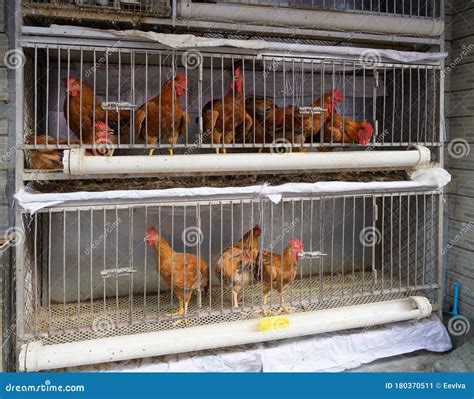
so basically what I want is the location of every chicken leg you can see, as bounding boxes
[167,298,190,327]
[168,148,174,156]
[149,148,155,156]
[232,290,239,309]
[216,147,227,154]
[167,298,184,318]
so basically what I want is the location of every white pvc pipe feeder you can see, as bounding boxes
[63,146,431,176]
[19,296,432,371]
[177,2,444,38]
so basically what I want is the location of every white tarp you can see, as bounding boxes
[73,315,451,372]
[15,167,450,214]
[54,26,447,64]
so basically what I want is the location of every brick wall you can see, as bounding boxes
[446,0,474,319]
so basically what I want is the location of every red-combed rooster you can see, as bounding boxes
[215,224,261,308]
[323,112,374,147]
[134,72,191,156]
[255,238,304,315]
[202,66,253,153]
[63,76,130,146]
[146,227,209,326]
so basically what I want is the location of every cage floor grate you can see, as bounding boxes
[28,271,435,345]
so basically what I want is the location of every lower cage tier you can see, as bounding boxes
[19,190,442,346]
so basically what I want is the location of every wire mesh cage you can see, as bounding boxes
[22,0,171,16]
[20,43,442,171]
[193,0,442,18]
[17,190,441,345]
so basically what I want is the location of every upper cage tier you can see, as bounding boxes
[19,39,443,177]
[21,0,444,46]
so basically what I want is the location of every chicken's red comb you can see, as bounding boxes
[253,224,262,235]
[361,121,373,138]
[146,226,157,235]
[329,89,343,102]
[95,121,108,129]
[235,66,242,77]
[288,238,304,249]
[175,72,187,83]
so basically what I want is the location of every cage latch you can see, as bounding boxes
[101,267,138,278]
[298,250,327,259]
[100,102,137,111]
[298,106,326,115]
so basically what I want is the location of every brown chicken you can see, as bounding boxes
[323,112,374,146]
[215,224,261,308]
[246,89,343,151]
[255,238,304,315]
[25,122,116,169]
[202,66,253,153]
[25,134,79,170]
[134,72,191,156]
[63,76,130,145]
[243,97,275,147]
[146,226,209,326]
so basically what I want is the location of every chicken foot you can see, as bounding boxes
[253,293,273,316]
[276,293,296,314]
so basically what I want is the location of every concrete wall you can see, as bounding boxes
[446,0,474,319]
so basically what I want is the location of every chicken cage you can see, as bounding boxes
[19,40,443,174]
[22,0,443,20]
[16,188,442,364]
[202,0,442,18]
[22,0,171,17]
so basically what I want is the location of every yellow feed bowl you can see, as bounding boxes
[258,316,291,332]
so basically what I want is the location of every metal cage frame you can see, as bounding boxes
[20,1,446,48]
[206,0,444,18]
[18,40,443,177]
[9,0,447,371]
[16,189,442,347]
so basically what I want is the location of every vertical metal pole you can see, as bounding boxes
[14,0,25,365]
[437,0,446,318]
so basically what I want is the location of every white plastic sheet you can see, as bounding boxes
[74,316,451,372]
[59,26,447,64]
[15,168,450,214]
[45,25,447,64]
